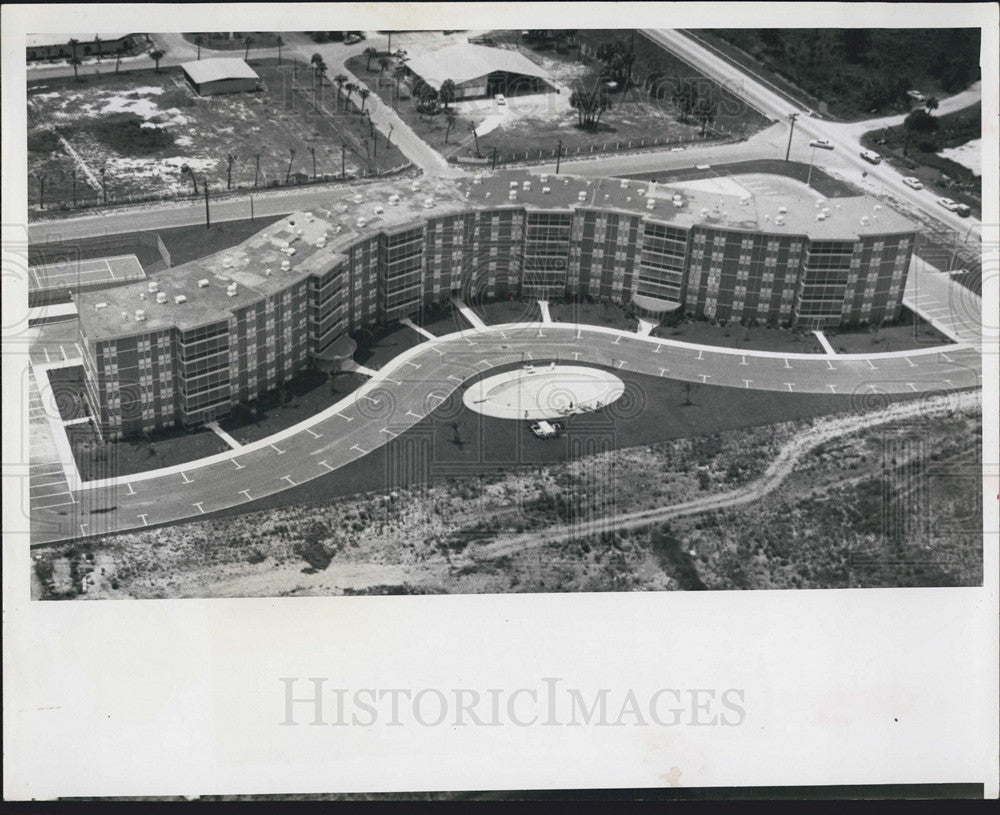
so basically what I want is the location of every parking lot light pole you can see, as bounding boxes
[785,112,798,161]
[806,145,816,188]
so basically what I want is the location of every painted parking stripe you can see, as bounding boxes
[380,427,397,437]
[740,355,747,366]
[193,502,205,514]
[700,374,710,382]
[138,514,149,526]
[745,380,753,389]
[232,458,245,469]
[126,482,135,495]
[181,472,192,483]
[318,460,334,471]
[785,383,794,391]
[660,368,670,376]
[240,489,252,501]
[351,444,368,455]
[335,413,354,421]
[907,383,918,391]
[828,384,837,393]
[306,428,322,438]
[905,357,917,367]
[270,444,286,454]
[866,360,878,370]
[282,475,295,486]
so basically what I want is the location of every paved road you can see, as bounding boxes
[30,320,979,545]
[466,388,981,561]
[641,29,986,241]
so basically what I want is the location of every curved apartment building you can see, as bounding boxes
[77,170,916,439]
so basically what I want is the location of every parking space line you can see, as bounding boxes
[907,383,918,391]
[940,353,953,363]
[181,472,192,483]
[35,499,76,510]
[700,374,710,383]
[282,475,295,486]
[270,444,286,454]
[740,355,747,366]
[193,502,205,514]
[306,428,322,438]
[138,513,148,526]
[232,458,245,469]
[125,482,135,495]
[784,383,794,391]
[827,384,836,393]
[240,489,252,501]
[380,427,397,437]
[653,345,662,353]
[905,357,917,367]
[826,360,836,370]
[783,358,791,369]
[406,410,421,418]
[660,368,670,376]
[744,379,753,389]
[617,360,627,368]
[351,444,368,455]
[335,413,354,422]
[696,349,703,360]
[613,336,622,345]
[866,360,877,370]
[318,460,334,471]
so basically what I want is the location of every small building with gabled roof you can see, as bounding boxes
[404,42,552,99]
[181,57,259,96]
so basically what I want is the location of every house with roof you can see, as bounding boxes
[404,42,552,99]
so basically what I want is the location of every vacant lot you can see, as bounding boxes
[27,59,406,213]
[861,103,981,214]
[698,29,981,121]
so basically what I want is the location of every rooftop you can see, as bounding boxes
[404,43,550,89]
[180,57,259,85]
[27,33,132,48]
[77,169,915,341]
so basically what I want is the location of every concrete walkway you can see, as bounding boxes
[453,298,487,330]
[538,300,552,324]
[342,359,378,377]
[400,317,437,341]
[205,421,242,449]
[637,318,658,337]
[813,331,837,355]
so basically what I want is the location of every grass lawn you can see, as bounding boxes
[44,366,90,421]
[654,321,824,353]
[476,299,543,326]
[354,324,425,370]
[549,300,637,332]
[27,59,405,213]
[218,370,369,445]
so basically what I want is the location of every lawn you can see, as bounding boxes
[182,33,284,52]
[27,58,406,214]
[44,366,90,421]
[697,29,980,122]
[549,300,637,332]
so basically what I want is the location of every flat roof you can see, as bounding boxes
[77,169,916,341]
[405,43,549,89]
[27,33,132,48]
[180,57,259,85]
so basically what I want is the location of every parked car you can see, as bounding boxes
[344,33,363,45]
[907,90,926,102]
[902,176,924,190]
[530,420,563,439]
[860,149,882,164]
[936,197,960,212]
[809,138,834,150]
[495,93,506,106]
[955,203,971,218]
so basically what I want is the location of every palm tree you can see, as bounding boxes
[114,46,123,73]
[377,56,391,85]
[469,121,481,158]
[93,35,102,63]
[439,78,457,109]
[358,87,371,114]
[276,34,283,65]
[69,55,82,81]
[392,64,407,105]
[924,96,940,113]
[67,38,79,61]
[181,164,198,195]
[444,109,458,143]
[363,45,378,71]
[243,35,254,61]
[344,81,357,110]
[150,49,165,73]
[193,34,205,59]
[334,73,347,110]
[285,148,295,183]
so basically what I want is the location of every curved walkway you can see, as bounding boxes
[30,320,980,545]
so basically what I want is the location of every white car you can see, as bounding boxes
[902,176,924,190]
[809,138,834,150]
[860,149,882,164]
[495,93,506,106]
[937,197,960,212]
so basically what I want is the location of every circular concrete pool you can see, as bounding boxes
[462,363,626,420]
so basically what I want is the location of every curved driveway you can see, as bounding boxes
[30,321,979,545]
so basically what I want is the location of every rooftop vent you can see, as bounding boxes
[673,200,683,208]
[510,181,518,188]
[227,283,238,297]
[577,191,587,201]
[222,256,233,268]
[816,213,827,221]
[198,279,210,288]
[542,187,550,194]
[778,206,787,214]
[646,199,655,209]
[374,205,384,214]
[874,204,882,211]
[135,309,146,321]
[281,260,291,271]
[174,294,187,304]
[485,191,491,198]
[540,174,549,182]
[147,281,159,293]
[95,302,108,310]
[638,188,645,196]
[620,180,629,189]
[156,292,168,304]
[139,292,146,300]
[509,190,518,200]
[775,216,785,226]
[522,181,531,190]
[424,197,435,208]
[389,193,401,203]
[700,208,709,217]
[353,194,363,204]
[472,176,482,185]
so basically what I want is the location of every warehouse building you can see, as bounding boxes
[181,57,259,96]
[404,42,551,99]
[78,171,916,439]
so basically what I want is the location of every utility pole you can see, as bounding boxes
[250,193,254,222]
[204,179,210,229]
[254,153,260,188]
[38,174,45,209]
[342,142,347,178]
[310,146,316,181]
[555,139,562,174]
[785,112,798,161]
[71,169,77,207]
[491,147,498,171]
[806,145,816,188]
[100,167,107,204]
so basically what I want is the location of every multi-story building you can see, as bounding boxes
[78,171,916,439]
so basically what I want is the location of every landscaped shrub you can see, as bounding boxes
[90,113,175,155]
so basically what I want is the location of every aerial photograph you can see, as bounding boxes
[23,27,983,600]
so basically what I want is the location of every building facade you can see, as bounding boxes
[78,172,916,440]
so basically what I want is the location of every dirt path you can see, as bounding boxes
[462,390,980,562]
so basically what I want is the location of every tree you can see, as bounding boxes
[392,65,407,105]
[439,78,457,109]
[569,82,612,130]
[114,46,123,73]
[285,148,296,183]
[415,86,439,120]
[676,78,698,121]
[93,35,102,63]
[840,29,871,64]
[902,107,938,155]
[377,55,391,84]
[364,45,378,71]
[469,122,481,157]
[693,94,717,137]
[683,382,695,407]
[69,55,82,81]
[226,153,236,189]
[243,35,254,61]
[150,49,165,73]
[444,109,458,143]
[344,81,358,110]
[181,164,198,195]
[310,52,323,89]
[194,34,204,59]
[334,73,348,110]
[358,87,371,114]
[276,34,283,65]
[595,38,635,89]
[67,38,79,62]
[315,60,328,99]
[924,95,940,113]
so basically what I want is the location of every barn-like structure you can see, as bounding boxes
[181,57,259,96]
[404,43,551,99]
